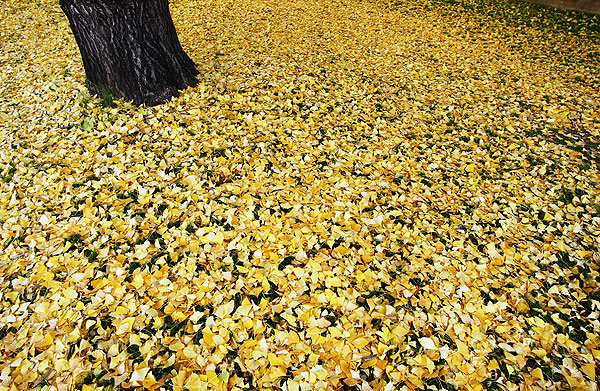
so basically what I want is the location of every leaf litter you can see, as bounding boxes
[0,0,599,390]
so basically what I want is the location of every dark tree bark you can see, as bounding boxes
[60,0,198,106]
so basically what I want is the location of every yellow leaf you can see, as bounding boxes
[116,317,135,335]
[38,333,54,349]
[64,288,78,299]
[212,334,226,345]
[353,337,369,349]
[268,353,285,366]
[169,340,184,351]
[581,363,595,380]
[206,371,220,387]
[456,340,469,357]
[123,335,138,350]
[360,358,376,368]
[132,274,144,289]
[142,372,159,389]
[344,377,361,387]
[425,356,435,373]
[130,367,150,384]
[392,324,410,339]
[286,379,300,391]
[418,337,436,350]
[329,326,342,338]
[566,375,584,388]
[107,343,119,357]
[35,302,50,313]
[268,365,287,379]
[198,280,211,292]
[532,349,546,358]
[531,367,544,380]
[325,276,342,287]
[184,373,201,390]
[262,277,270,291]
[236,300,253,317]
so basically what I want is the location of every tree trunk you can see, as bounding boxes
[60,0,198,106]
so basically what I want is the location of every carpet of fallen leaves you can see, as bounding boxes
[1,0,599,390]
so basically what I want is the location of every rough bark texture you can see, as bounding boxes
[60,0,199,106]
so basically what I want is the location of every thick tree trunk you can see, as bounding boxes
[60,0,198,106]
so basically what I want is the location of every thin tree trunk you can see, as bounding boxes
[60,0,198,106]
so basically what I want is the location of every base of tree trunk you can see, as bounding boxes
[60,0,199,106]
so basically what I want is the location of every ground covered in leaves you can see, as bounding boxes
[1,0,599,390]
